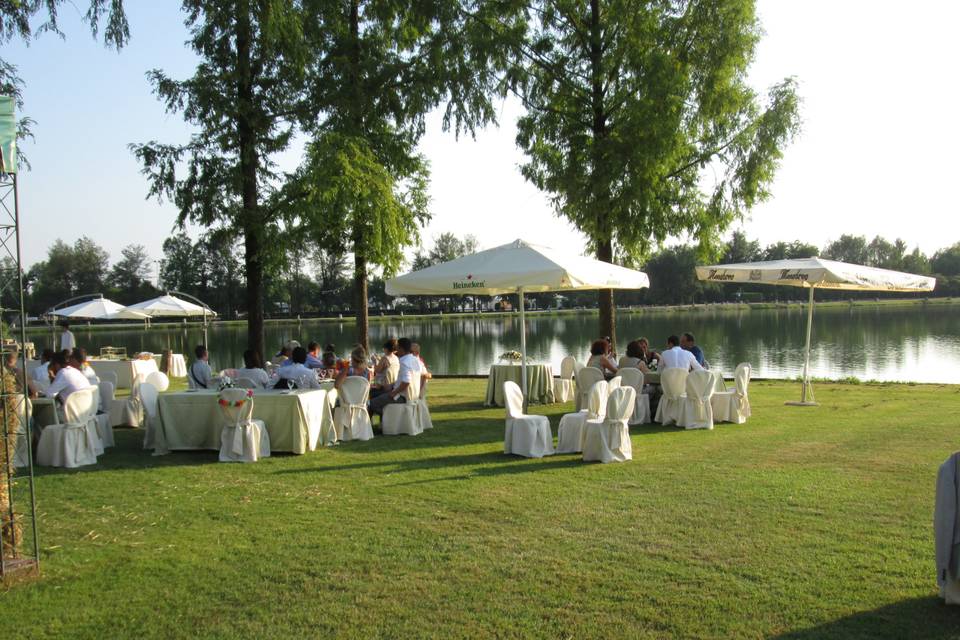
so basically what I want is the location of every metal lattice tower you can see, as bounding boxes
[0,171,40,579]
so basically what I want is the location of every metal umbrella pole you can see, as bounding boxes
[785,285,818,406]
[518,288,528,412]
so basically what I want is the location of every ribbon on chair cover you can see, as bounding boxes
[71,422,99,457]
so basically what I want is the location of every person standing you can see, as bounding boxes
[59,323,76,352]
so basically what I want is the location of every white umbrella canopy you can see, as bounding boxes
[695,257,936,405]
[49,296,149,320]
[387,239,650,406]
[127,294,218,318]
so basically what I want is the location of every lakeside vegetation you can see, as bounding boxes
[4,378,958,638]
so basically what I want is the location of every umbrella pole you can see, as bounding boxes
[519,288,528,412]
[786,286,818,406]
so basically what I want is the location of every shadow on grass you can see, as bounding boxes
[772,596,960,640]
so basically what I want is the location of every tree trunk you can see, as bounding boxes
[348,0,369,350]
[354,249,369,350]
[236,1,265,360]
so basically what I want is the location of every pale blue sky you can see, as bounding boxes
[7,0,960,277]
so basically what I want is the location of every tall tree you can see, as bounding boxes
[931,242,960,276]
[28,236,109,311]
[823,234,869,265]
[290,0,515,348]
[512,0,800,345]
[132,0,310,360]
[109,243,156,303]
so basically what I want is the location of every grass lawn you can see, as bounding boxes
[2,379,959,638]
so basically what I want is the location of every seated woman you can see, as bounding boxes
[276,347,314,388]
[371,338,399,394]
[237,349,271,389]
[637,336,660,367]
[586,339,618,379]
[271,345,292,367]
[335,346,373,390]
[620,340,654,373]
[318,351,339,380]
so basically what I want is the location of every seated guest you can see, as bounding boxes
[271,345,291,367]
[305,342,324,369]
[369,337,419,416]
[586,339,618,379]
[70,348,98,383]
[637,337,660,366]
[32,348,55,384]
[335,346,373,389]
[660,335,703,372]
[411,342,433,386]
[276,346,315,388]
[43,351,91,403]
[3,349,19,378]
[318,351,338,379]
[372,338,399,391]
[189,345,214,389]
[680,332,707,368]
[237,349,271,389]
[620,340,653,373]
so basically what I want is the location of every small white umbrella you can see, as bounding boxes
[695,257,936,405]
[50,296,150,320]
[387,239,650,405]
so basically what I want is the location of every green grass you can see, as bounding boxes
[3,379,959,638]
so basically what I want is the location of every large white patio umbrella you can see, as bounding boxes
[695,257,936,405]
[49,296,150,321]
[128,293,218,345]
[387,239,650,404]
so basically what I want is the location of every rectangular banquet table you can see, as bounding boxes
[88,358,159,389]
[154,387,337,455]
[484,363,555,407]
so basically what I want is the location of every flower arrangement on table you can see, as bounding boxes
[218,375,235,392]
[498,350,531,363]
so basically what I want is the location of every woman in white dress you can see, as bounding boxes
[237,349,271,389]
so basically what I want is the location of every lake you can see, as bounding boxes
[27,304,960,383]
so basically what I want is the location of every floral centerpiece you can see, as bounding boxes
[218,375,235,392]
[498,350,529,363]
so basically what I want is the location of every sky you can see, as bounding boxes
[6,0,959,279]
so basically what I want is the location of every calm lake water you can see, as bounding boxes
[27,304,960,383]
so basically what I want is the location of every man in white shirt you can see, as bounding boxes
[32,348,55,384]
[44,352,92,403]
[660,335,704,372]
[60,324,76,351]
[69,349,98,383]
[277,347,317,388]
[369,337,420,416]
[189,344,214,389]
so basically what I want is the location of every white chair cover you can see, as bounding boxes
[333,376,374,441]
[608,376,622,391]
[145,371,170,392]
[574,367,604,411]
[140,382,160,450]
[618,368,651,425]
[711,363,752,424]
[503,381,554,458]
[91,384,115,449]
[13,395,31,468]
[36,387,100,468]
[418,382,433,431]
[677,370,717,430]
[385,359,400,385]
[553,356,577,403]
[654,368,688,426]
[556,380,607,454]
[235,377,258,389]
[583,386,635,463]
[218,388,271,462]
[98,371,118,389]
[382,374,424,436]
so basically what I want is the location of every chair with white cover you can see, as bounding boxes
[382,374,424,436]
[608,376,622,391]
[92,384,115,448]
[418,382,433,431]
[618,368,651,425]
[12,395,31,468]
[553,356,577,403]
[99,370,118,389]
[333,376,374,441]
[140,382,160,450]
[677,370,717,430]
[711,363,752,424]
[582,386,636,463]
[235,377,258,389]
[574,367,604,411]
[503,381,554,458]
[654,368,688,426]
[218,388,271,462]
[556,379,608,454]
[145,371,170,392]
[36,387,100,468]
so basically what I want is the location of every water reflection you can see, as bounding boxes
[25,305,960,383]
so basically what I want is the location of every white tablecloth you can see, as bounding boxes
[154,388,337,455]
[154,353,187,378]
[88,359,159,389]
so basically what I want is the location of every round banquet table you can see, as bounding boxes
[484,363,555,407]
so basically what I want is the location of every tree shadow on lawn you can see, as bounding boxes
[772,596,960,639]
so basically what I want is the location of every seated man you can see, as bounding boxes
[189,344,214,389]
[680,332,707,368]
[44,351,92,403]
[660,335,704,372]
[305,342,324,369]
[368,337,419,416]
[70,348,98,383]
[32,348,55,384]
[410,342,433,387]
[276,346,315,388]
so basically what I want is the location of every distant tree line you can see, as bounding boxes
[11,230,958,319]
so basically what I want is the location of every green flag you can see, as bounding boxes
[0,96,16,174]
